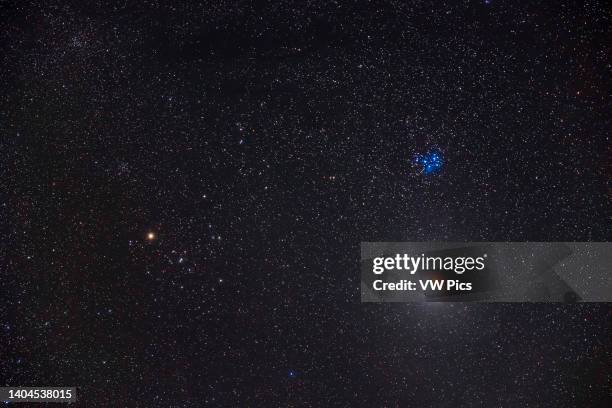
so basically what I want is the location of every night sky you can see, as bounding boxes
[2,1,611,406]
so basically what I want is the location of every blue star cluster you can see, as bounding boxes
[414,150,444,175]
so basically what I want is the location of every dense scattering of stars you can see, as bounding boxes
[1,1,611,406]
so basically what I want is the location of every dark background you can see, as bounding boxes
[1,0,611,406]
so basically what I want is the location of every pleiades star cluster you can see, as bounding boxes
[1,1,611,406]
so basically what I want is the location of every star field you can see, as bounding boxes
[1,1,611,406]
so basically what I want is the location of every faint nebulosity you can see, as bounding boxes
[1,1,611,406]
